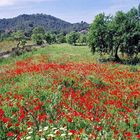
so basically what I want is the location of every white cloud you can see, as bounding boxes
[0,0,16,6]
[0,0,54,7]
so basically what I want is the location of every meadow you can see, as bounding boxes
[0,44,140,140]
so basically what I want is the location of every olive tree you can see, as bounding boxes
[31,27,45,45]
[66,32,80,45]
[12,31,25,47]
[88,5,140,62]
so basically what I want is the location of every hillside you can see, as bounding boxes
[0,14,89,33]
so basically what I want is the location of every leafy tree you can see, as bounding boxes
[124,8,140,58]
[32,26,45,35]
[12,31,25,47]
[20,39,27,46]
[112,11,127,61]
[66,31,80,45]
[78,34,87,45]
[50,33,56,44]
[44,33,52,44]
[31,27,45,45]
[113,8,140,60]
[88,13,110,56]
[56,33,66,43]
[32,34,44,45]
[138,3,140,18]
[44,33,56,44]
[0,31,3,41]
[88,5,140,62]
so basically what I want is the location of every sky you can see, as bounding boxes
[0,0,139,23]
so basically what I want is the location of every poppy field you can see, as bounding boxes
[0,45,140,140]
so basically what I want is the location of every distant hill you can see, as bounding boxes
[0,14,89,33]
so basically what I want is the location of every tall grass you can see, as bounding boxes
[0,40,18,52]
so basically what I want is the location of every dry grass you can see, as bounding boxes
[0,40,33,53]
[0,40,18,52]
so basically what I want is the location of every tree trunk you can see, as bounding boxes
[114,46,121,62]
[16,41,20,48]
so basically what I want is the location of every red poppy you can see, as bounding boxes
[69,130,76,134]
[124,132,132,137]
[2,117,10,123]
[136,134,140,139]
[38,114,47,122]
[0,109,4,117]
[7,132,14,137]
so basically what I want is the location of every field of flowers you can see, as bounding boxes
[0,45,140,140]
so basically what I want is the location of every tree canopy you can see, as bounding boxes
[31,27,45,45]
[12,31,26,47]
[88,5,140,62]
[66,32,80,45]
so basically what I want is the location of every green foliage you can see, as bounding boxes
[88,5,140,61]
[66,31,80,45]
[32,34,44,45]
[31,27,45,45]
[88,13,111,55]
[76,33,87,46]
[11,31,26,47]
[56,33,66,43]
[0,31,7,41]
[44,33,56,44]
[12,31,24,41]
[20,39,27,46]
[44,33,52,44]
[32,26,45,35]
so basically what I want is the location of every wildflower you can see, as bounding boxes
[38,114,47,122]
[39,129,43,132]
[26,136,31,140]
[54,129,59,134]
[18,113,25,122]
[124,132,132,137]
[68,132,73,136]
[43,126,49,131]
[60,127,67,131]
[52,127,57,130]
[69,130,76,134]
[7,132,14,137]
[27,127,32,130]
[34,106,40,111]
[2,117,10,123]
[61,133,66,137]
[95,117,101,123]
[67,117,73,122]
[0,109,4,117]
[28,131,32,134]
[136,134,140,139]
[48,134,55,137]
[49,120,53,124]
[96,126,102,131]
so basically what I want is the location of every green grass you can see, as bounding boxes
[0,44,98,65]
[0,43,140,71]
